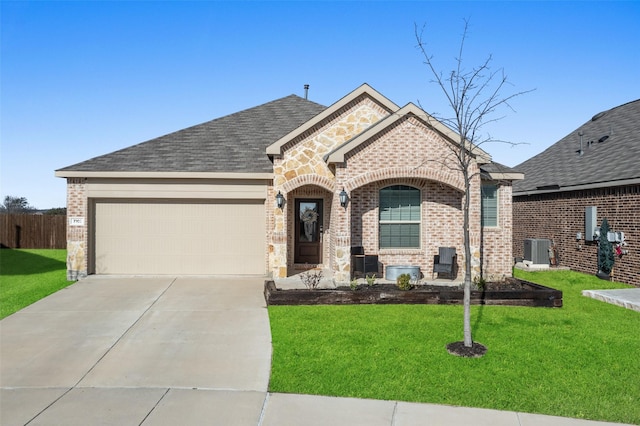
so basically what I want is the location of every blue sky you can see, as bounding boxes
[2,1,639,209]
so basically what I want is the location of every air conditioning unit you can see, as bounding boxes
[523,239,550,265]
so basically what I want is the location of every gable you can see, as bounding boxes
[266,83,398,156]
[272,87,398,187]
[326,102,491,165]
[339,114,469,192]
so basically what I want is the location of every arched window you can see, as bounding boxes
[379,185,421,249]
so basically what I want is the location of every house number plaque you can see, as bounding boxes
[69,217,85,226]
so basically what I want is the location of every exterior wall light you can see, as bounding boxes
[275,191,285,209]
[339,188,348,208]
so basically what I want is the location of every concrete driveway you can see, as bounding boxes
[1,276,272,425]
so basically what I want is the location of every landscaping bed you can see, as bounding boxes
[264,277,562,307]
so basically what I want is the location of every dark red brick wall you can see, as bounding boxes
[513,184,640,287]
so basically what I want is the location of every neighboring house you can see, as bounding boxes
[513,99,640,287]
[56,84,521,282]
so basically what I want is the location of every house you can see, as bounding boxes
[512,99,640,287]
[56,84,521,283]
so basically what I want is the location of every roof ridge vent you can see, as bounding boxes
[591,111,607,121]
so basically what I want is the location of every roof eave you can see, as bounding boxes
[513,177,640,197]
[485,172,525,181]
[55,170,274,180]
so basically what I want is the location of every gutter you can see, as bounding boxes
[54,171,274,180]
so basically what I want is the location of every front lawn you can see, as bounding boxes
[0,249,73,319]
[268,270,639,424]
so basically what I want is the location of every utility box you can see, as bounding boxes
[585,206,597,241]
[524,239,550,265]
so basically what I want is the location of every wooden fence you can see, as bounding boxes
[0,214,66,249]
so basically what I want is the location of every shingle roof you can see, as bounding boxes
[513,99,640,194]
[57,95,327,174]
[479,161,522,176]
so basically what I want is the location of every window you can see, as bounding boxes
[379,185,421,248]
[481,183,498,227]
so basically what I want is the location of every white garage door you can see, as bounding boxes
[94,200,265,275]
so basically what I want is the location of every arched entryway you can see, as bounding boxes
[286,185,334,276]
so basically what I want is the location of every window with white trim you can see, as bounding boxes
[379,185,421,249]
[481,183,498,227]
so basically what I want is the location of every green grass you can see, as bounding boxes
[0,249,74,319]
[268,270,640,424]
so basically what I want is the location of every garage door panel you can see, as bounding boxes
[94,200,265,275]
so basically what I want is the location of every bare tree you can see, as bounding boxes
[415,20,532,356]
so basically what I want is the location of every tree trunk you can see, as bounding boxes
[462,168,473,347]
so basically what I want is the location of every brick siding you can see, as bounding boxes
[65,178,88,280]
[482,184,515,281]
[349,178,465,278]
[338,116,514,281]
[271,105,516,282]
[513,184,640,287]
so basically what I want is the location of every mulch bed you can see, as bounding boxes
[446,341,488,358]
[264,278,563,307]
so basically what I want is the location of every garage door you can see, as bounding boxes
[93,200,265,275]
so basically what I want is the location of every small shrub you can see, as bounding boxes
[300,270,323,289]
[396,273,412,291]
[473,275,487,290]
[350,278,359,290]
[365,274,376,286]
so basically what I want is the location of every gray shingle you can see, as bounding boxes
[57,95,327,173]
[480,161,521,176]
[514,99,640,193]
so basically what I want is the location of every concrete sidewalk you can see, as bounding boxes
[4,388,632,426]
[582,288,640,312]
[1,276,634,425]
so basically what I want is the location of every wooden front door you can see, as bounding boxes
[294,199,323,264]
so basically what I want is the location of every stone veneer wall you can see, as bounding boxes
[513,184,640,287]
[271,96,391,280]
[65,178,88,280]
[285,186,332,270]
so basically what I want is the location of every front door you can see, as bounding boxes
[295,199,323,264]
